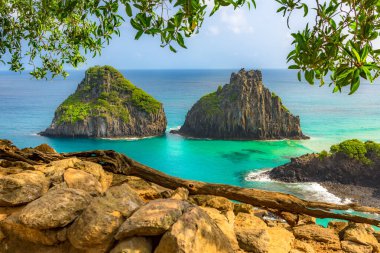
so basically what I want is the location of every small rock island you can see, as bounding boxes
[267,139,380,207]
[40,66,167,138]
[171,69,308,140]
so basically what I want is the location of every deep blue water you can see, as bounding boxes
[1,69,380,204]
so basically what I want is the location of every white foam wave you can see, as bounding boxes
[168,126,181,131]
[245,169,272,182]
[245,170,352,205]
[101,135,157,141]
[287,182,352,205]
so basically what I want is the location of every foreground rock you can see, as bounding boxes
[115,199,190,239]
[67,184,143,252]
[155,207,235,253]
[171,69,308,140]
[1,139,380,253]
[267,139,380,207]
[40,65,167,138]
[19,188,91,229]
[0,171,49,206]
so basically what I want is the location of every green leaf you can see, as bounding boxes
[288,64,300,69]
[176,33,187,48]
[333,85,341,93]
[349,69,361,95]
[302,4,308,17]
[169,45,177,53]
[305,70,315,84]
[361,44,369,61]
[125,3,132,17]
[135,30,143,40]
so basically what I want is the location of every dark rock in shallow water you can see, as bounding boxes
[268,152,380,188]
[171,69,308,140]
[40,65,167,138]
[267,140,380,207]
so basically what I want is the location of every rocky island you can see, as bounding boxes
[267,139,380,207]
[171,69,308,140]
[40,66,167,138]
[1,139,380,253]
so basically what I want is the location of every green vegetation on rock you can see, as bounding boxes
[198,91,222,116]
[271,92,289,113]
[56,66,161,125]
[318,139,380,164]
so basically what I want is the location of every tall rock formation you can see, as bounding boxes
[40,66,167,138]
[171,69,308,140]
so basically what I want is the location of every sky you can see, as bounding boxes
[82,0,314,70]
[1,0,315,71]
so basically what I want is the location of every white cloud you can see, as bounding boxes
[208,25,220,36]
[220,9,254,34]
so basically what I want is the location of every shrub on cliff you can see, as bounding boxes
[328,139,380,165]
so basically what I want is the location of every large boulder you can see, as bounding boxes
[34,158,82,185]
[290,240,315,253]
[201,207,240,251]
[292,224,341,251]
[171,69,308,140]
[235,227,294,253]
[115,199,190,239]
[340,223,380,252]
[341,240,373,253]
[63,168,103,196]
[122,176,170,201]
[40,65,167,138]
[34,143,57,154]
[155,206,234,253]
[189,195,234,212]
[110,237,153,253]
[19,188,91,229]
[67,184,143,252]
[0,171,50,206]
[35,158,112,192]
[234,212,268,231]
[72,160,113,192]
[1,213,67,246]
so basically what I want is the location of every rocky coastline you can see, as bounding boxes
[40,66,167,138]
[171,69,308,140]
[1,139,380,253]
[267,139,380,208]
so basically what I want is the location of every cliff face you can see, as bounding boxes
[172,69,308,140]
[40,66,167,138]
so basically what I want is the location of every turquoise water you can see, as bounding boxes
[1,69,380,203]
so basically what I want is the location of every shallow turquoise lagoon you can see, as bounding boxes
[1,69,380,204]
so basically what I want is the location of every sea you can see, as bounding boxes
[1,69,380,225]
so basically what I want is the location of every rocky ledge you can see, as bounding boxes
[171,69,308,140]
[40,66,167,138]
[1,139,380,253]
[267,139,380,207]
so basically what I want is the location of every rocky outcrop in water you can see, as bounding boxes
[171,69,308,140]
[269,139,380,187]
[2,139,380,253]
[267,139,380,207]
[40,66,167,138]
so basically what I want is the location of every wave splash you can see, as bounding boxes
[245,170,352,205]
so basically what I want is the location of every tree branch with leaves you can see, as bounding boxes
[1,0,379,94]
